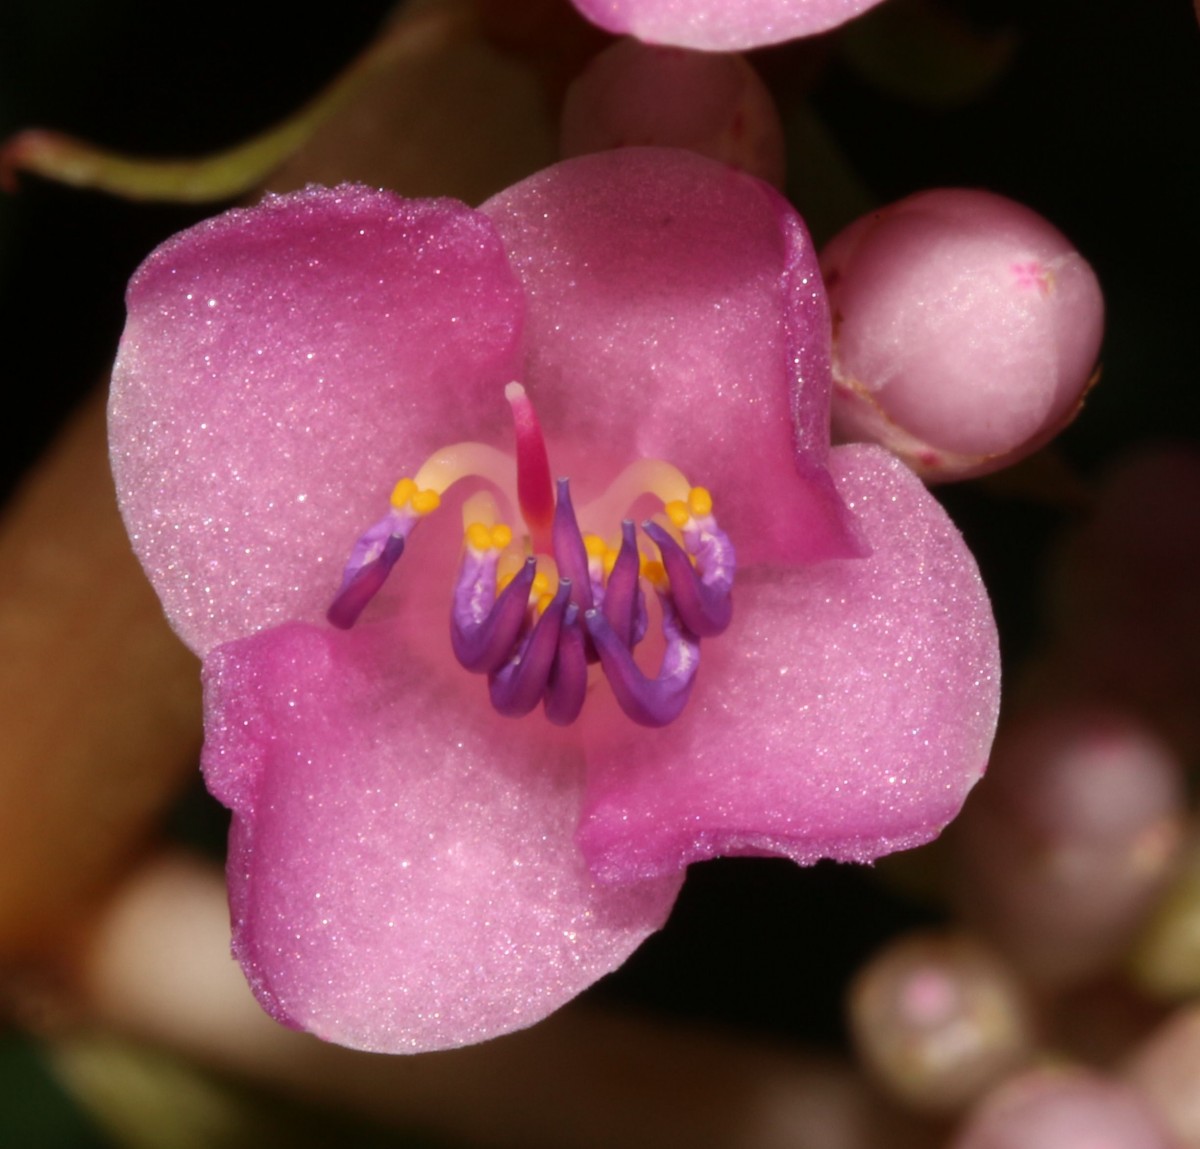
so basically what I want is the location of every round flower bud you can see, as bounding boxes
[952,707,1186,990]
[821,189,1104,481]
[952,1068,1175,1149]
[560,38,785,188]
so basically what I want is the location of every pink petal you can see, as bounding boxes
[577,443,999,881]
[201,617,682,1054]
[109,184,524,655]
[570,0,888,51]
[481,147,862,566]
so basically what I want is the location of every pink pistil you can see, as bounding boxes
[505,382,555,553]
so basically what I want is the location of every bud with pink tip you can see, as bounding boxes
[560,39,785,188]
[821,189,1104,481]
[848,930,1035,1115]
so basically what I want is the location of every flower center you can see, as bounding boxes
[326,383,735,727]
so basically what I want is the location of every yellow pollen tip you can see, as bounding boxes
[465,522,494,551]
[688,486,713,517]
[491,523,513,550]
[583,534,610,560]
[665,500,690,528]
[531,571,551,598]
[410,488,441,516]
[390,477,440,515]
[641,558,668,589]
[390,477,418,509]
[536,592,555,614]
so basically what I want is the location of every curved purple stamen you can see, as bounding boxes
[642,520,733,637]
[488,579,572,718]
[544,605,588,726]
[452,556,537,674]
[327,533,406,629]
[552,478,594,612]
[584,596,701,728]
[599,520,642,650]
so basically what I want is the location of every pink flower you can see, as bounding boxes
[109,148,998,1053]
[569,0,888,51]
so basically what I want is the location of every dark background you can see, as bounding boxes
[1,0,1196,1144]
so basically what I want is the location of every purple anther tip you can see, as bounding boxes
[584,605,700,728]
[642,521,732,638]
[544,604,588,726]
[489,579,572,718]
[326,534,406,630]
[552,478,594,612]
[451,556,537,674]
[602,520,643,650]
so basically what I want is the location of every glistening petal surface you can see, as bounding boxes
[201,618,682,1054]
[571,0,887,51]
[481,148,862,566]
[109,184,524,655]
[578,444,999,880]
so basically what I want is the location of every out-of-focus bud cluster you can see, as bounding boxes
[821,189,1104,481]
[846,442,1200,1146]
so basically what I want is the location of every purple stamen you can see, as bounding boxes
[601,520,644,650]
[543,604,588,726]
[642,520,733,637]
[584,595,701,728]
[451,556,537,674]
[488,579,572,718]
[327,532,406,629]
[552,478,594,612]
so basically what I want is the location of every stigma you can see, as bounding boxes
[327,383,735,727]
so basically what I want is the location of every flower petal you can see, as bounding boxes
[480,148,862,566]
[201,618,682,1054]
[570,0,887,51]
[109,184,525,655]
[577,443,999,881]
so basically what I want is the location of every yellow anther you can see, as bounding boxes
[584,534,610,560]
[665,499,691,528]
[491,523,513,550]
[390,477,440,515]
[410,488,441,516]
[536,592,556,614]
[466,522,494,552]
[531,571,551,599]
[688,486,713,518]
[390,477,418,510]
[640,558,668,590]
[602,550,618,578]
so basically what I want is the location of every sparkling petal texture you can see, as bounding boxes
[481,147,863,566]
[577,445,999,881]
[109,185,524,655]
[570,0,887,50]
[202,618,682,1053]
[109,152,1000,1055]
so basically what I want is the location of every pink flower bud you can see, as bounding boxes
[821,189,1104,481]
[848,931,1034,1114]
[952,1068,1175,1149]
[952,707,1185,990]
[560,39,785,188]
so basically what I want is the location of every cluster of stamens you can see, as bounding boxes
[326,384,735,727]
